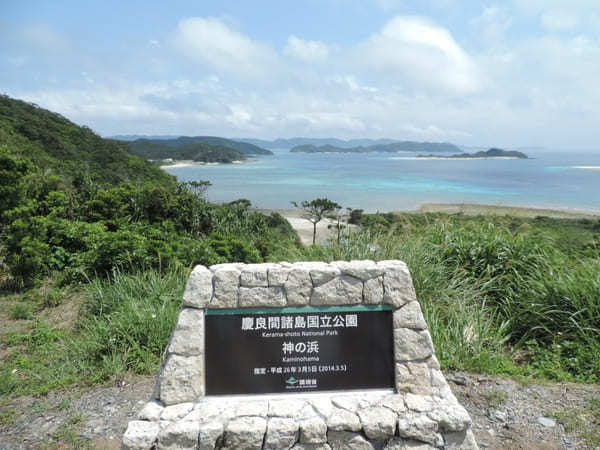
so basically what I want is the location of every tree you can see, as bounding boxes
[291,198,341,245]
[327,207,351,245]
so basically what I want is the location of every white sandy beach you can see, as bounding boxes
[160,160,246,169]
[572,166,600,170]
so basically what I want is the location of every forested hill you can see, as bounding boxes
[128,139,247,163]
[118,136,273,156]
[0,94,296,290]
[0,95,173,187]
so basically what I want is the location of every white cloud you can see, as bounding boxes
[354,16,483,95]
[171,17,279,80]
[284,35,329,63]
[471,6,513,48]
[7,8,600,150]
[541,10,579,31]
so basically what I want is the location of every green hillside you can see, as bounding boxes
[290,141,460,153]
[0,95,174,187]
[0,95,297,290]
[116,135,273,155]
[128,139,247,163]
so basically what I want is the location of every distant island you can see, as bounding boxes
[290,141,461,154]
[126,136,272,164]
[240,137,400,150]
[417,148,528,159]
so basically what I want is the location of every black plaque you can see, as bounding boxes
[205,305,394,395]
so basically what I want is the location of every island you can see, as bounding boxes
[127,136,274,164]
[290,141,461,154]
[417,148,528,159]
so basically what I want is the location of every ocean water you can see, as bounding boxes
[164,150,600,213]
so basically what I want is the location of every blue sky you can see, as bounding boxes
[2,0,600,150]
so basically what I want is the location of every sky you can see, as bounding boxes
[2,0,600,150]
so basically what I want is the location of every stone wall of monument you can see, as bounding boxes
[122,260,478,449]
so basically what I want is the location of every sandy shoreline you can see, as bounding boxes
[572,165,600,170]
[261,204,599,245]
[160,159,247,169]
[264,203,600,219]
[417,203,600,218]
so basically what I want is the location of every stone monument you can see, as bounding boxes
[122,260,478,449]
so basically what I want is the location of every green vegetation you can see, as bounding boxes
[417,148,528,159]
[0,96,299,396]
[124,135,272,157]
[302,212,600,383]
[292,198,341,245]
[550,398,600,447]
[128,139,247,163]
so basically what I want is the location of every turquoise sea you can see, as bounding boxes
[164,150,600,213]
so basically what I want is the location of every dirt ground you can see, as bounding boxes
[1,372,598,449]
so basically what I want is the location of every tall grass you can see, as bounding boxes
[302,218,600,382]
[0,268,186,396]
[75,268,185,380]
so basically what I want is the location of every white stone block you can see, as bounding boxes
[309,265,341,286]
[236,400,268,417]
[393,302,427,330]
[265,417,299,449]
[299,416,327,443]
[241,265,269,287]
[285,268,312,305]
[327,407,361,431]
[269,266,291,286]
[158,420,200,449]
[168,329,204,356]
[137,401,164,421]
[182,265,213,309]
[380,395,407,414]
[443,429,479,450]
[269,399,307,418]
[158,354,204,405]
[363,276,383,304]
[384,438,437,449]
[333,260,383,281]
[160,402,195,421]
[122,420,159,449]
[404,394,434,413]
[310,275,362,305]
[309,398,333,418]
[239,286,286,307]
[358,406,397,440]
[327,430,375,450]
[223,416,267,450]
[395,362,433,396]
[379,261,416,308]
[210,267,240,308]
[397,413,442,447]
[292,443,332,450]
[394,329,434,361]
[198,421,224,450]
